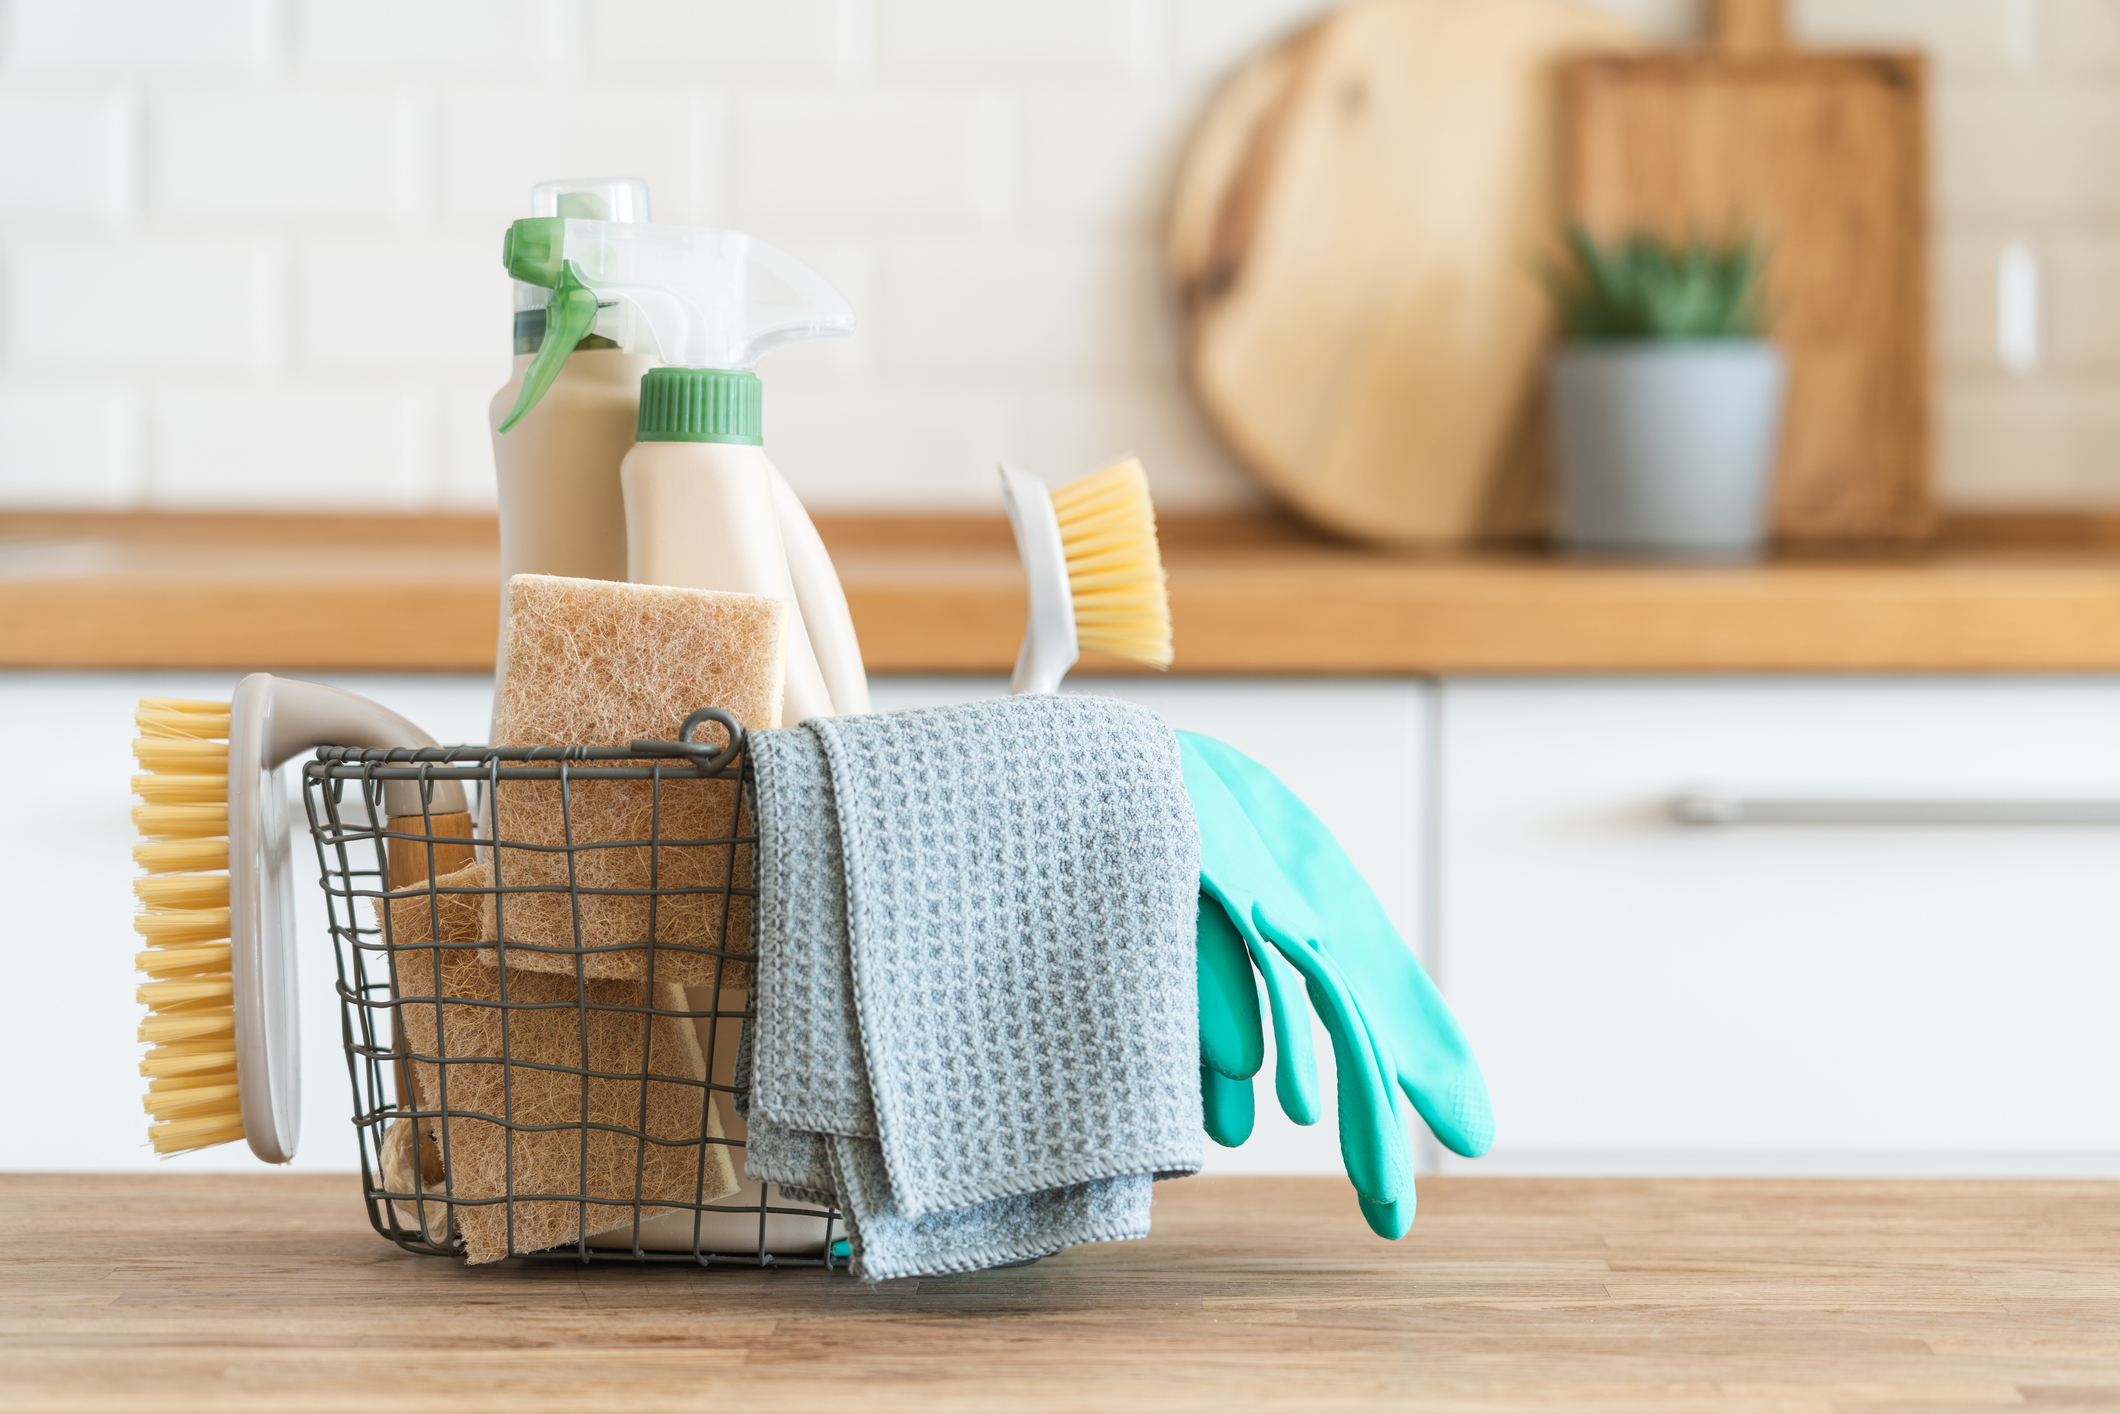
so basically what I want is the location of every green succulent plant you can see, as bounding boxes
[1549,225,1770,340]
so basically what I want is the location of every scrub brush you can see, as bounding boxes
[1000,455,1172,694]
[132,676,474,1161]
[135,697,244,1155]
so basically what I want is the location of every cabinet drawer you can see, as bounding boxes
[1438,677,2120,1174]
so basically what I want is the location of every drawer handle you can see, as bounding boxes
[1671,791,2120,826]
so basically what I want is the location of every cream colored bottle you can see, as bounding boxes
[486,349,653,730]
[489,349,650,585]
[623,439,836,726]
[620,364,861,726]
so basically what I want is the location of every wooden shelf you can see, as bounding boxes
[8,509,2120,673]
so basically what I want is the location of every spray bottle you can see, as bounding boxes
[487,178,655,728]
[496,217,869,724]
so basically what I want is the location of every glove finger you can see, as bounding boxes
[1260,909,1410,1206]
[1255,935,1320,1126]
[1197,893,1264,1081]
[1358,1192,1413,1240]
[1200,1062,1255,1148]
[1304,972,1413,1208]
[1365,930,1492,1157]
[1205,881,1319,1126]
[1404,1058,1496,1161]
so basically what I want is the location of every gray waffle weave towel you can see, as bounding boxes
[743,694,1202,1279]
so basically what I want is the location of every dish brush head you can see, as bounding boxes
[1048,456,1173,670]
[132,696,244,1155]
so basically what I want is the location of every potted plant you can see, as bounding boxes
[1546,227,1785,560]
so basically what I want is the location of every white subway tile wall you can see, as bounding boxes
[0,0,2105,512]
[1795,0,2120,504]
[4,0,279,76]
[0,88,134,219]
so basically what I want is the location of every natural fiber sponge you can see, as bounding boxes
[485,573,787,990]
[383,861,739,1265]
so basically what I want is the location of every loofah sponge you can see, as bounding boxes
[383,860,738,1265]
[484,573,787,990]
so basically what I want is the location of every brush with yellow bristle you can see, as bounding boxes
[1000,455,1171,694]
[132,697,245,1156]
[129,676,479,1164]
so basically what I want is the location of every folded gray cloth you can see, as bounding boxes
[742,694,1202,1279]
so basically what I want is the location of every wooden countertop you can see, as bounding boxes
[4,1173,2114,1411]
[9,510,2120,674]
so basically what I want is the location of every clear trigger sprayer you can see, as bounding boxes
[496,220,855,433]
[495,217,870,726]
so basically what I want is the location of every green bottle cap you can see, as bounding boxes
[636,367,763,444]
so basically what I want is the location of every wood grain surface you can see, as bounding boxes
[3,1173,2116,1412]
[13,511,2120,675]
[1561,0,1931,544]
[1169,0,1638,547]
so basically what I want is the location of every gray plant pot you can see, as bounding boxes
[1549,339,1787,560]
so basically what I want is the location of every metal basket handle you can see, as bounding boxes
[629,706,747,772]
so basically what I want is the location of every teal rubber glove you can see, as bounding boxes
[1201,1061,1254,1148]
[1197,892,1261,1084]
[1181,745,1415,1229]
[1181,732,1496,1162]
[1198,870,1322,1129]
[1197,895,1259,1148]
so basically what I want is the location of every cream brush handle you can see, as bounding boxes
[229,675,466,1164]
[1000,464,1079,696]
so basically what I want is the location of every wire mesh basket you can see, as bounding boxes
[302,707,843,1268]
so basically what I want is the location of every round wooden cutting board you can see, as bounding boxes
[1169,0,1637,546]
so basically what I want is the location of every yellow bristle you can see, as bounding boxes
[144,1036,232,1056]
[138,967,232,990]
[133,734,228,764]
[146,991,230,1015]
[145,1085,238,1119]
[150,1115,246,1154]
[135,943,232,977]
[139,1009,235,1045]
[136,961,229,986]
[139,696,230,715]
[142,1059,238,1084]
[134,873,230,911]
[149,1074,236,1098]
[136,976,234,1008]
[147,1092,241,1125]
[149,1069,235,1091]
[133,908,231,946]
[132,773,228,806]
[135,838,229,873]
[137,704,232,738]
[1048,456,1172,669]
[132,804,229,839]
[132,695,244,1155]
[141,1044,239,1079]
[144,1081,240,1114]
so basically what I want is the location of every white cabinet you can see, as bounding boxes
[1435,677,2120,1175]
[24,664,2115,1180]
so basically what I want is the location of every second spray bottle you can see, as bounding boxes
[487,177,869,729]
